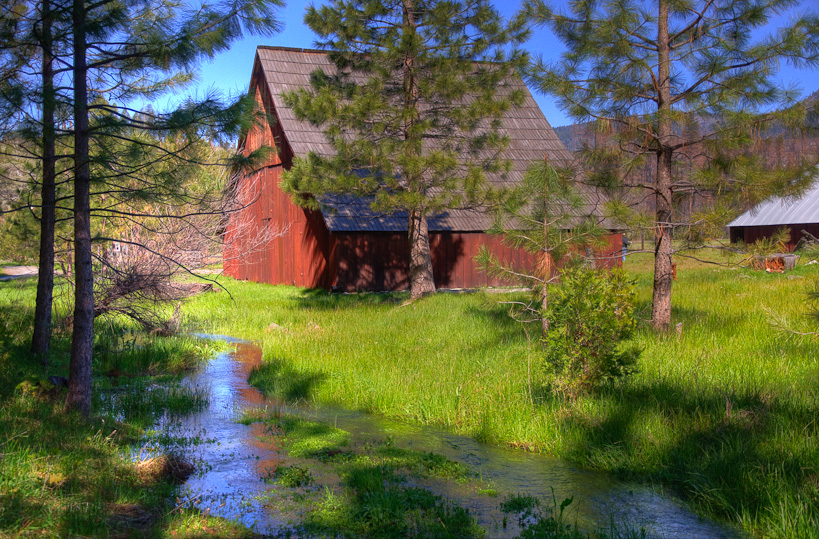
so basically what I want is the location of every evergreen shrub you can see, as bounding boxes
[543,267,640,397]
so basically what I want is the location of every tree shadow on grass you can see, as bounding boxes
[548,380,819,533]
[470,293,750,353]
[0,285,62,399]
[463,297,535,346]
[248,358,328,402]
[630,294,751,334]
[669,305,749,335]
[0,388,259,537]
[0,286,265,537]
[0,387,163,536]
[293,288,408,312]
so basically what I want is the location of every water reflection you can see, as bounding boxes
[155,336,742,538]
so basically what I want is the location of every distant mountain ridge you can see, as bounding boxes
[550,90,819,228]
[554,89,819,161]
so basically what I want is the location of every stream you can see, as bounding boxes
[150,335,743,538]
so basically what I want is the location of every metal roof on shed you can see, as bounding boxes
[727,178,819,228]
[254,46,607,233]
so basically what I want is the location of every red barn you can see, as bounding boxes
[224,46,622,292]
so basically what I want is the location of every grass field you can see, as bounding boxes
[0,278,256,538]
[0,250,817,538]
[0,272,646,539]
[180,252,819,539]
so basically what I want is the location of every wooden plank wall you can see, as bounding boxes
[734,223,819,251]
[224,64,333,288]
[225,57,624,292]
[332,232,623,292]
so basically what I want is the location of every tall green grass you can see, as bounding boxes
[184,257,819,538]
[0,277,251,538]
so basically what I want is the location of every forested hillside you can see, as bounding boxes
[554,89,819,158]
[552,89,819,235]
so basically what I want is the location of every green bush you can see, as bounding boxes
[543,267,640,397]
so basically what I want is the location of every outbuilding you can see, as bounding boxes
[727,178,819,250]
[223,46,622,292]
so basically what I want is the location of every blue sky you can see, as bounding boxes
[186,0,819,128]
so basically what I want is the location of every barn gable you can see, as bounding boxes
[224,46,621,291]
[223,53,333,288]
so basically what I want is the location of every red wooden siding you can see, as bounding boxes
[224,64,333,288]
[730,224,819,252]
[330,231,623,292]
[225,164,335,287]
[224,56,623,292]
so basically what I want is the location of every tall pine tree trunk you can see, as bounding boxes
[408,209,435,298]
[66,0,93,415]
[402,0,435,298]
[31,0,56,364]
[540,154,550,339]
[651,0,673,332]
[652,151,674,332]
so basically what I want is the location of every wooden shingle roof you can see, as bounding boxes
[254,46,606,232]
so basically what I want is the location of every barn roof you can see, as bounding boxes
[727,177,819,228]
[318,194,492,232]
[253,46,606,232]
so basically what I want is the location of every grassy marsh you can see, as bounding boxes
[1,249,817,538]
[0,277,252,538]
[183,254,819,538]
[244,411,484,538]
[241,410,643,539]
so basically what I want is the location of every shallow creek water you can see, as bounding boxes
[154,335,743,538]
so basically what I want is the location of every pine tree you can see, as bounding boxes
[0,0,72,364]
[62,0,282,415]
[476,155,607,338]
[282,0,527,298]
[3,1,280,405]
[31,0,64,363]
[525,0,819,331]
